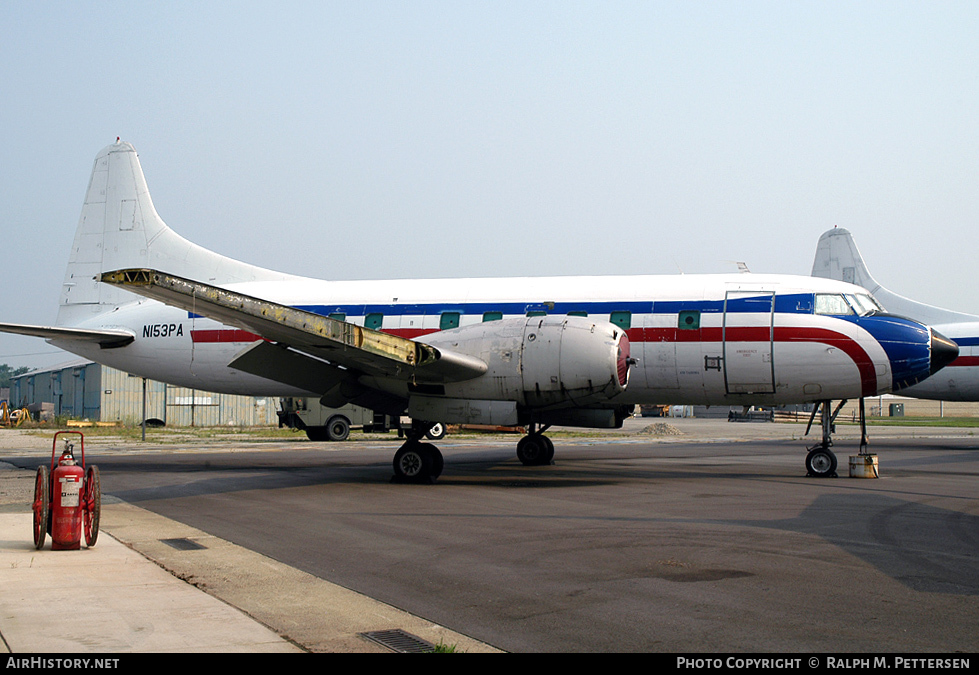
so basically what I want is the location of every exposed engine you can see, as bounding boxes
[407,315,632,426]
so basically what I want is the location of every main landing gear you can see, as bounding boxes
[391,422,444,484]
[391,421,557,482]
[516,423,554,466]
[804,398,870,478]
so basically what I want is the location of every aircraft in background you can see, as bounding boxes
[0,142,958,481]
[812,227,979,401]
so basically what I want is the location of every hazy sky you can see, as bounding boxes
[2,2,978,370]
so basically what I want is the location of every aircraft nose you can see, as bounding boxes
[930,329,959,375]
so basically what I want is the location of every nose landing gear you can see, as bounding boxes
[804,398,870,477]
[805,400,841,477]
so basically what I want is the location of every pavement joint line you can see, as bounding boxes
[0,462,501,653]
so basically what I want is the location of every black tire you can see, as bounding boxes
[540,435,555,464]
[430,445,444,479]
[806,447,838,477]
[84,465,101,547]
[33,465,49,550]
[425,422,446,441]
[393,442,436,483]
[517,435,549,466]
[325,416,351,442]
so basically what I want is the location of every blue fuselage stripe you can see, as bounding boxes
[285,293,817,318]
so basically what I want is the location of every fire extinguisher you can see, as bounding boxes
[50,445,85,550]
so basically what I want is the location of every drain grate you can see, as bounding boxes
[360,629,436,653]
[160,538,207,551]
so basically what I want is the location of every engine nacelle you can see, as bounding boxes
[421,315,631,410]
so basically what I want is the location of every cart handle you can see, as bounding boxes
[51,430,85,471]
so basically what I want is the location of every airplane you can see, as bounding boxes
[812,227,979,401]
[0,141,959,482]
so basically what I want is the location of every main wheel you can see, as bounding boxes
[32,465,49,550]
[325,416,351,442]
[429,445,444,479]
[84,465,101,547]
[517,435,550,466]
[540,435,555,464]
[806,447,838,477]
[393,442,436,483]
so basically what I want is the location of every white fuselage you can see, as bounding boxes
[898,320,979,401]
[54,271,903,407]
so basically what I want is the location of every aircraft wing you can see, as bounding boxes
[98,269,488,384]
[0,321,135,348]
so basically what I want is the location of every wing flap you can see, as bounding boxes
[229,339,410,414]
[228,341,347,394]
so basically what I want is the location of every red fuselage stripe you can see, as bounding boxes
[949,356,979,367]
[625,326,877,397]
[191,324,880,396]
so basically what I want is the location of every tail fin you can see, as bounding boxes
[57,140,294,327]
[811,227,977,325]
[810,227,884,291]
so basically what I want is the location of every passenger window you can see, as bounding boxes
[678,310,700,330]
[482,311,503,322]
[329,312,346,322]
[609,311,632,329]
[568,310,588,317]
[814,294,854,316]
[527,310,547,317]
[440,312,461,330]
[365,313,384,329]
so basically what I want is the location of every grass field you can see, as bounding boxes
[855,416,979,428]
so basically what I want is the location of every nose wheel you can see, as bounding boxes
[805,445,838,477]
[804,398,871,478]
[805,399,840,477]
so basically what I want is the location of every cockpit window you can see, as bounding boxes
[814,294,854,316]
[845,293,883,316]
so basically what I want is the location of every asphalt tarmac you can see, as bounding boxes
[1,417,977,653]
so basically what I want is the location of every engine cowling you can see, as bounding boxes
[422,315,631,409]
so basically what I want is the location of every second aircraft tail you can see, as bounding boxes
[811,227,977,325]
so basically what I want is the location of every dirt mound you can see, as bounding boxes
[639,423,684,436]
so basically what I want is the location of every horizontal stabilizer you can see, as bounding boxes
[0,321,134,348]
[99,268,488,383]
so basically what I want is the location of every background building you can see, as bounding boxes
[9,360,279,427]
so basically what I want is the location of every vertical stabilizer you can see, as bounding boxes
[810,227,881,292]
[57,141,294,327]
[811,227,977,324]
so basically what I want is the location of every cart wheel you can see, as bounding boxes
[32,465,49,550]
[83,465,101,547]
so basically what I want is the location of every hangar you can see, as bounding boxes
[8,359,279,427]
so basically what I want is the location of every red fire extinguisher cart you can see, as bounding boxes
[32,431,101,550]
